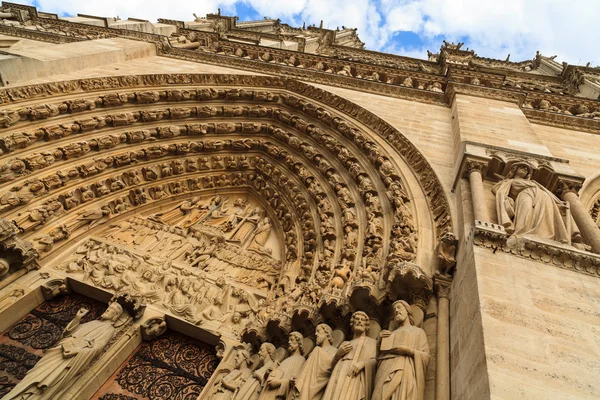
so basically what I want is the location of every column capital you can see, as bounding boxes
[434,275,452,299]
[462,158,489,179]
[553,178,583,198]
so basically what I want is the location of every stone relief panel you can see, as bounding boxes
[92,330,219,400]
[0,292,107,397]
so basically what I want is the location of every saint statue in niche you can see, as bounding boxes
[5,293,142,400]
[492,162,581,245]
[372,300,430,400]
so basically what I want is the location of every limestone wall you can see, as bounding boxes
[473,246,600,399]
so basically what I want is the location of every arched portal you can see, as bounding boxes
[0,74,454,341]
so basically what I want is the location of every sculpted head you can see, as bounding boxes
[288,331,304,353]
[392,300,412,325]
[101,301,124,322]
[234,348,250,369]
[232,312,242,324]
[316,324,333,346]
[350,311,369,335]
[509,163,533,180]
[259,342,276,362]
[0,258,9,277]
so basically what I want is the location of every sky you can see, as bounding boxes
[25,0,600,66]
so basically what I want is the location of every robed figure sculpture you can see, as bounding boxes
[372,300,430,400]
[290,324,337,400]
[259,331,305,399]
[5,292,145,400]
[322,311,377,400]
[492,162,581,245]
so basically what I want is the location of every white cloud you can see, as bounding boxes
[20,0,600,66]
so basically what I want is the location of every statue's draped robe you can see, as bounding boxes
[5,319,116,400]
[322,336,377,400]
[372,325,430,400]
[258,353,305,399]
[290,345,337,400]
[213,367,252,400]
[493,178,580,243]
[234,360,275,400]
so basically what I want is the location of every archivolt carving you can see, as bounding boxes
[0,75,452,343]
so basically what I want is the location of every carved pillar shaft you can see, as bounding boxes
[435,278,451,400]
[562,191,600,254]
[468,168,489,222]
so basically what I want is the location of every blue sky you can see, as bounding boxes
[27,0,600,65]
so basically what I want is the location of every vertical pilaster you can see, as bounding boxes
[466,162,489,222]
[435,276,452,400]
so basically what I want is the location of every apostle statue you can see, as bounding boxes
[372,300,430,400]
[5,292,145,400]
[234,342,277,400]
[212,348,253,400]
[492,162,581,245]
[259,332,305,399]
[322,311,377,400]
[290,324,337,400]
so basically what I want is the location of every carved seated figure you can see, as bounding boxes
[492,162,582,245]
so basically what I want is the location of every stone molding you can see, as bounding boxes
[471,221,600,278]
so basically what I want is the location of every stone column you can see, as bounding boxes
[466,161,490,222]
[561,189,600,254]
[434,276,452,400]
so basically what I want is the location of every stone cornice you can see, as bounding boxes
[471,221,600,279]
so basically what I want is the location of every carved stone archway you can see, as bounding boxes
[0,74,453,341]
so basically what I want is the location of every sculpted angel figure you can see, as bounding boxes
[372,300,430,400]
[492,162,581,244]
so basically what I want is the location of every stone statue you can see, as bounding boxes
[247,217,272,254]
[492,162,581,244]
[212,348,253,400]
[259,332,305,399]
[290,324,337,400]
[5,292,144,400]
[234,342,277,400]
[322,311,377,400]
[371,300,430,400]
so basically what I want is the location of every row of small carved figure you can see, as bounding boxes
[207,307,429,400]
[58,238,275,318]
[29,171,303,259]
[2,86,420,276]
[0,87,281,128]
[2,113,414,280]
[193,39,445,93]
[522,99,600,119]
